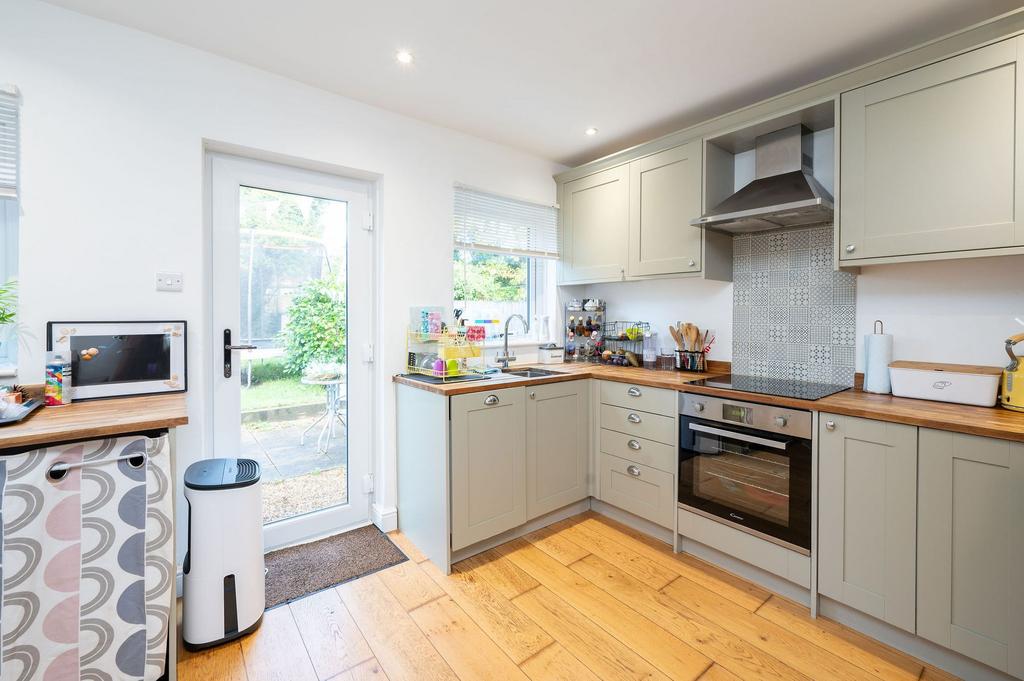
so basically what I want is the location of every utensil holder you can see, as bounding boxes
[675,350,706,372]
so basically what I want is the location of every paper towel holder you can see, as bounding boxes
[873,320,884,335]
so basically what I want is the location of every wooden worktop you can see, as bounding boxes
[395,364,1024,442]
[393,362,725,396]
[0,393,189,450]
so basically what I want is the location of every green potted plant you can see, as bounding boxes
[0,280,16,361]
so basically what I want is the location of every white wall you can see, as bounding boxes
[1,0,562,558]
[855,256,1024,368]
[575,253,1024,373]
[564,279,733,361]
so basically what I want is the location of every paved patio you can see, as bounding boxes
[239,415,349,524]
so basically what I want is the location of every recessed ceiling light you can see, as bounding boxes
[396,50,414,65]
[584,127,598,136]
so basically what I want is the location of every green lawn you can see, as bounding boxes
[241,378,324,412]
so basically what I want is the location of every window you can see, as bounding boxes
[453,185,559,342]
[0,86,18,373]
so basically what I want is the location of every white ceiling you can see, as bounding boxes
[42,0,1023,166]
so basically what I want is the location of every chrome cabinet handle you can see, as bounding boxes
[825,420,836,431]
[529,391,536,400]
[484,395,500,406]
[627,386,642,397]
[626,465,641,477]
[627,439,642,451]
[627,413,642,424]
[845,244,856,253]
[688,259,696,267]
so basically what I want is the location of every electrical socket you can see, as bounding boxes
[156,271,183,292]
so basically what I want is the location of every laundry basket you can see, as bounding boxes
[182,458,265,650]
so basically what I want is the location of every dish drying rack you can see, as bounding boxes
[405,330,484,381]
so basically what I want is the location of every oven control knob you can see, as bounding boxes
[774,416,788,427]
[694,402,705,413]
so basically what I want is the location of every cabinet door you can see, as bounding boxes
[917,429,1024,676]
[627,140,703,277]
[450,387,527,551]
[840,36,1024,261]
[559,165,629,283]
[818,414,917,633]
[525,381,589,519]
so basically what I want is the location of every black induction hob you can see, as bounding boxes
[691,374,851,401]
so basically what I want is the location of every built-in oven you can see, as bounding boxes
[678,393,811,553]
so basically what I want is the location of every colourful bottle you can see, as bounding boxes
[45,352,72,406]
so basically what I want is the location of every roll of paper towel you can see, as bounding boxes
[864,321,893,394]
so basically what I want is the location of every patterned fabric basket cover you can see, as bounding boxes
[0,434,173,681]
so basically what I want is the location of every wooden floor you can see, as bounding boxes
[178,511,959,681]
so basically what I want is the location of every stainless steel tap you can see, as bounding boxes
[495,314,529,369]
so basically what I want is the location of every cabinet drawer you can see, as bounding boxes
[600,404,675,444]
[599,453,675,529]
[678,507,810,588]
[600,380,675,415]
[452,386,525,412]
[599,428,676,474]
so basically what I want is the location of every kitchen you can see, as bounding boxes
[2,2,1024,681]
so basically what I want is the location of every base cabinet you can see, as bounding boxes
[917,429,1024,677]
[526,381,590,518]
[818,414,918,633]
[450,387,527,551]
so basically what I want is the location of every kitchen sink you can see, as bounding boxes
[500,368,565,378]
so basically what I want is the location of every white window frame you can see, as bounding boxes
[452,247,558,344]
[0,198,17,372]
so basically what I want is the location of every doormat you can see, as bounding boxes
[265,525,407,609]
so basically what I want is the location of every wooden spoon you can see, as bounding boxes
[669,324,684,350]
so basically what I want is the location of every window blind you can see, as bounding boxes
[454,185,560,259]
[0,87,18,200]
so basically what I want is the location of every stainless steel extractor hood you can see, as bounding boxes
[691,124,833,233]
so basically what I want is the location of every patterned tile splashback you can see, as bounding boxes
[732,225,856,386]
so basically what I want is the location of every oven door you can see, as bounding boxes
[679,416,811,552]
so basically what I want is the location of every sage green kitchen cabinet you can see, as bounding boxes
[525,381,590,519]
[818,414,918,633]
[627,140,703,277]
[450,387,527,551]
[558,164,629,284]
[840,36,1024,263]
[917,429,1024,677]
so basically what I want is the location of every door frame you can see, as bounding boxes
[203,146,380,550]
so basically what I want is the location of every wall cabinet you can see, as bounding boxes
[627,141,704,277]
[917,429,1024,677]
[818,414,918,633]
[559,165,629,283]
[840,36,1024,263]
[558,143,730,284]
[525,381,590,518]
[450,387,527,551]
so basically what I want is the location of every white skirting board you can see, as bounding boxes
[373,503,398,532]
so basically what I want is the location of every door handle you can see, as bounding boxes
[627,413,642,424]
[223,329,256,378]
[626,465,641,477]
[484,395,500,406]
[627,386,642,397]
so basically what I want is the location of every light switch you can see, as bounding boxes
[156,271,183,292]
